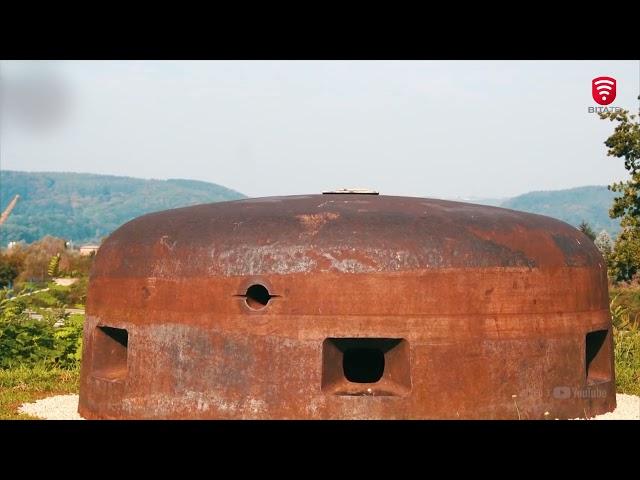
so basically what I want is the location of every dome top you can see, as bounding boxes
[92,194,603,278]
[322,188,379,195]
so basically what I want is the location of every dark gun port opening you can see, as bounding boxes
[586,329,612,384]
[91,326,129,381]
[343,347,385,383]
[322,338,411,396]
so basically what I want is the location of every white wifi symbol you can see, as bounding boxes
[594,79,614,101]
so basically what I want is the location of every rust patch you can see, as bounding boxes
[552,234,595,267]
[296,212,340,236]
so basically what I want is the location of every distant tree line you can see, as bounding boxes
[0,236,94,289]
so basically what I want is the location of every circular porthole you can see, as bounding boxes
[244,284,272,310]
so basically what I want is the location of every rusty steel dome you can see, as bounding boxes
[79,194,615,419]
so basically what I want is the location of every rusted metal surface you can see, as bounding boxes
[79,194,615,419]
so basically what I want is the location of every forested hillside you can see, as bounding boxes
[0,171,245,245]
[500,186,620,237]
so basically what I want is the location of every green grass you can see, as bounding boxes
[609,286,640,395]
[610,286,640,326]
[0,365,79,419]
[614,328,640,396]
[21,283,70,309]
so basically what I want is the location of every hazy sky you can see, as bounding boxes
[1,60,639,199]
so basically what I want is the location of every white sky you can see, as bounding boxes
[1,60,638,199]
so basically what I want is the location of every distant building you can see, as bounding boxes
[79,245,100,256]
[7,241,23,250]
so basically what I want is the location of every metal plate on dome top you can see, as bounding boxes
[322,188,379,195]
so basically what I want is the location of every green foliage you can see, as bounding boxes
[598,107,640,221]
[598,105,640,283]
[610,286,640,327]
[0,262,18,289]
[0,252,22,288]
[0,242,88,371]
[609,288,640,395]
[21,282,85,309]
[15,281,45,294]
[578,221,596,241]
[500,186,621,238]
[608,228,640,282]
[0,315,58,368]
[24,287,63,309]
[1,170,246,245]
[52,314,84,367]
[18,281,90,309]
[65,277,88,306]
[0,297,84,369]
[0,296,28,320]
[47,253,61,277]
[614,327,640,396]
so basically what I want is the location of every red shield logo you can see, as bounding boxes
[592,77,616,105]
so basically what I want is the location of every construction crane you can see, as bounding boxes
[0,194,20,227]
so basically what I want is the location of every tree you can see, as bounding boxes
[609,229,640,281]
[0,261,18,288]
[16,236,66,283]
[600,102,640,282]
[0,251,22,288]
[600,106,640,223]
[578,221,596,241]
[594,230,613,259]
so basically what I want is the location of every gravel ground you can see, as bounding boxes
[574,394,640,420]
[19,395,84,420]
[18,393,640,420]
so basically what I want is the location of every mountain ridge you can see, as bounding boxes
[0,171,622,245]
[497,185,620,238]
[0,170,245,245]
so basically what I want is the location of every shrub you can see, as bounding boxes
[65,277,88,306]
[45,279,88,307]
[52,313,84,368]
[0,262,19,289]
[0,300,83,369]
[24,288,63,309]
[0,316,58,368]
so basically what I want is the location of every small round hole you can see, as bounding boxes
[245,284,272,310]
